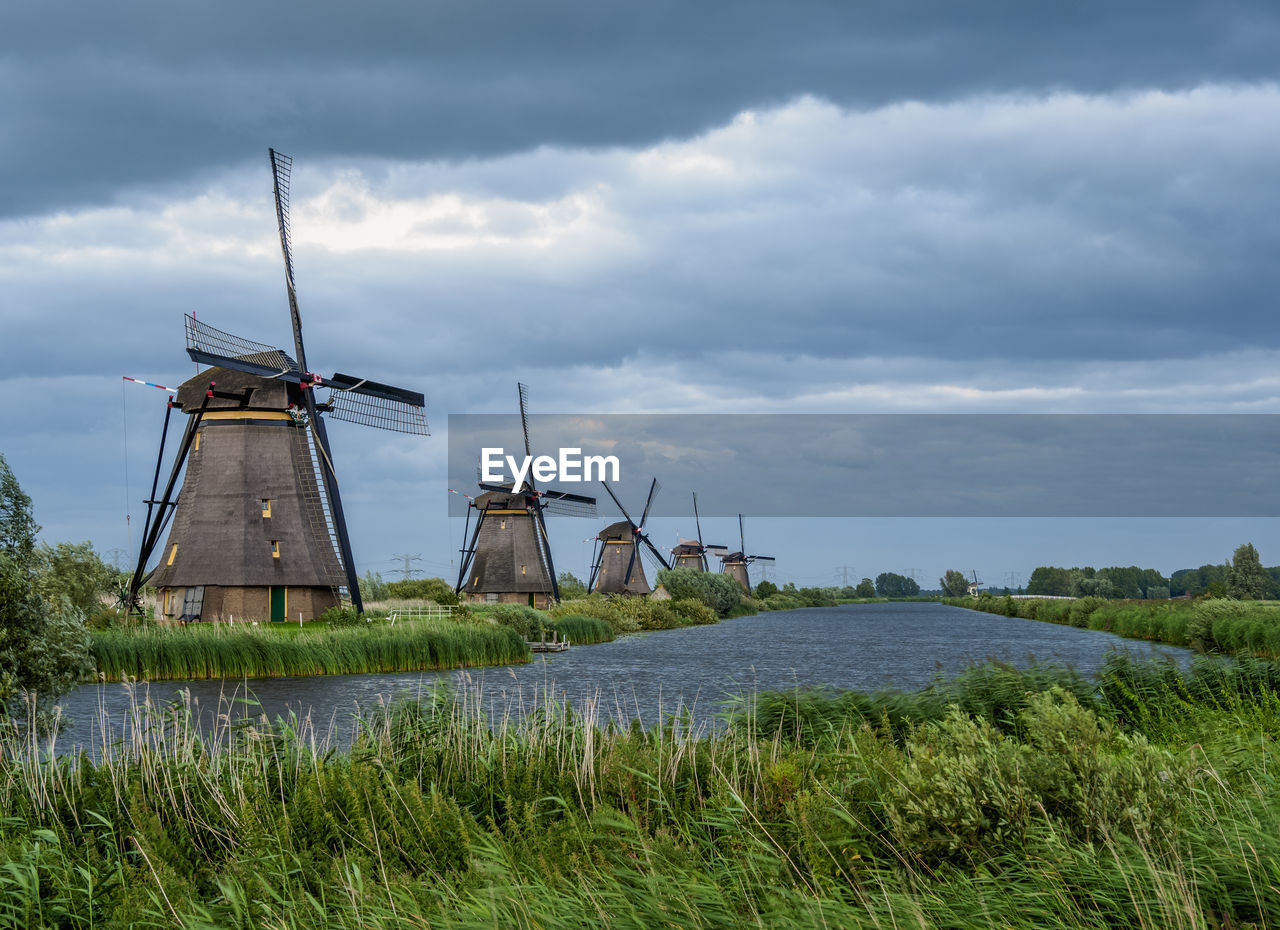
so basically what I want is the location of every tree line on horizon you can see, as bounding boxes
[1024,543,1273,600]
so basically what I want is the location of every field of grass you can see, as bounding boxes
[2,653,1278,927]
[950,593,1280,658]
[89,619,530,682]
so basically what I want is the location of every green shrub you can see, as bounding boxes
[489,603,548,639]
[319,605,363,627]
[655,568,742,616]
[671,598,718,625]
[889,689,1185,861]
[551,596,635,634]
[1067,596,1105,627]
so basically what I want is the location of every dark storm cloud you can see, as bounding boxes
[4,81,1279,381]
[5,0,1279,217]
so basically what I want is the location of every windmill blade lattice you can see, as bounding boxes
[185,315,299,377]
[327,381,428,435]
[539,491,597,518]
[328,391,425,433]
[269,148,296,291]
[639,477,660,528]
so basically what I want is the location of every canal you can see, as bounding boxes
[54,601,1192,753]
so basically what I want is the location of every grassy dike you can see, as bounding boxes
[4,653,1280,928]
[947,594,1280,657]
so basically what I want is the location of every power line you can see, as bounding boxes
[834,566,856,586]
[388,553,423,579]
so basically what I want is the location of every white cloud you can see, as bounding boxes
[4,84,1279,573]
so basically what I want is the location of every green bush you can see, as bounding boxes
[551,596,638,634]
[671,598,718,625]
[319,605,363,627]
[889,688,1185,861]
[1067,596,1105,627]
[655,568,742,616]
[489,603,548,639]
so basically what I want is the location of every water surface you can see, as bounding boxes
[55,602,1190,753]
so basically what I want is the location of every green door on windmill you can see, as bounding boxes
[270,587,286,622]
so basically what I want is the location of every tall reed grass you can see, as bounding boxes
[90,619,529,681]
[950,594,1280,658]
[1,654,1278,927]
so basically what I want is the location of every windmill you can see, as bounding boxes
[588,478,671,595]
[128,148,427,622]
[455,384,596,608]
[718,514,775,593]
[670,491,724,572]
[967,570,983,596]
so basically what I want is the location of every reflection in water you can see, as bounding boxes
[55,602,1191,756]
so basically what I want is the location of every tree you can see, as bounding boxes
[0,453,37,563]
[1070,573,1115,598]
[855,578,876,598]
[557,571,588,599]
[384,577,459,605]
[875,572,920,598]
[34,541,115,615]
[940,569,969,597]
[1027,566,1073,597]
[0,456,91,720]
[1228,543,1267,600]
[754,579,778,598]
[359,570,390,601]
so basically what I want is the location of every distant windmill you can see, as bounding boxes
[718,514,775,593]
[455,384,596,607]
[670,491,724,572]
[129,149,428,622]
[967,569,983,596]
[589,478,671,595]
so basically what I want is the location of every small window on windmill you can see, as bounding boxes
[261,499,272,518]
[521,564,527,576]
[271,540,280,559]
[500,520,506,530]
[485,593,499,604]
[167,544,178,566]
[194,431,200,452]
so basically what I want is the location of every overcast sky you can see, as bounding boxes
[3,1,1280,589]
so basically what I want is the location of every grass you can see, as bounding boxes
[2,653,1280,927]
[89,619,530,682]
[949,594,1280,658]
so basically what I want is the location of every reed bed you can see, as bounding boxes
[90,619,530,682]
[1,654,1278,927]
[950,594,1280,658]
[545,613,614,644]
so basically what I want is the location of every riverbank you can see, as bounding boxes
[947,594,1280,657]
[8,652,1280,928]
